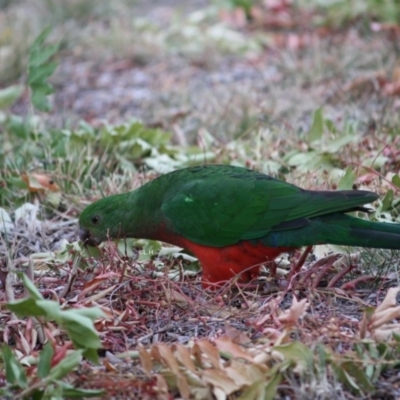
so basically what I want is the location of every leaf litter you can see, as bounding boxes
[2,193,400,398]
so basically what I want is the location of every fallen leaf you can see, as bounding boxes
[225,361,264,386]
[277,296,309,326]
[373,324,400,341]
[214,336,254,362]
[103,358,118,372]
[175,344,197,373]
[152,343,180,375]
[224,324,251,345]
[374,287,400,315]
[366,287,400,339]
[21,173,59,192]
[138,345,153,376]
[202,369,239,396]
[194,340,222,370]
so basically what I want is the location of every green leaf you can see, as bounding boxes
[29,44,59,68]
[59,382,104,398]
[82,348,100,365]
[7,274,103,362]
[19,272,44,300]
[7,298,44,316]
[61,309,103,363]
[68,307,105,320]
[28,62,58,85]
[382,190,394,212]
[324,118,337,134]
[5,115,31,139]
[343,361,374,393]
[0,85,23,109]
[48,350,83,380]
[29,26,53,56]
[273,342,314,372]
[62,313,102,349]
[307,107,324,142]
[392,174,400,189]
[237,381,268,400]
[30,83,54,112]
[1,345,28,388]
[27,27,59,112]
[264,372,282,400]
[362,155,388,168]
[324,134,356,153]
[38,342,54,379]
[338,367,362,393]
[285,151,334,172]
[7,297,61,319]
[338,167,355,190]
[59,382,105,399]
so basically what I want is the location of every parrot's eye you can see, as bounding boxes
[91,215,100,225]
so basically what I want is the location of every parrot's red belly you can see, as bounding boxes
[181,239,291,286]
[155,225,292,287]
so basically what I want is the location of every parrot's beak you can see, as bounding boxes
[79,228,101,247]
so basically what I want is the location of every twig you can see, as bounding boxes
[59,254,80,299]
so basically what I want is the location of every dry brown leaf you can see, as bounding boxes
[78,276,117,300]
[214,336,254,362]
[224,324,251,345]
[175,344,197,373]
[277,296,309,326]
[21,173,60,192]
[225,361,265,386]
[103,358,118,372]
[176,373,191,400]
[374,287,400,314]
[165,289,190,305]
[359,312,368,339]
[153,343,191,399]
[373,324,400,341]
[367,287,400,339]
[194,340,222,370]
[261,327,283,341]
[83,285,117,304]
[152,343,181,375]
[18,328,31,355]
[51,343,71,368]
[202,369,240,396]
[371,306,400,330]
[138,345,153,376]
[155,374,169,399]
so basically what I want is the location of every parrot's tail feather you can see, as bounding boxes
[263,214,400,250]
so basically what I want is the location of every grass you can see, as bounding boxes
[1,0,400,398]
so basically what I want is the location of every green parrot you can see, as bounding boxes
[79,165,400,286]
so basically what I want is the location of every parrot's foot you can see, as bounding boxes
[290,245,313,277]
[286,253,359,289]
[340,275,387,290]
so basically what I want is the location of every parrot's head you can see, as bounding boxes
[79,195,125,246]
